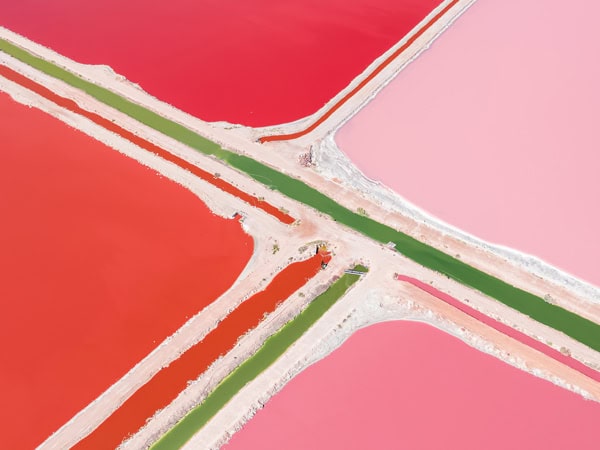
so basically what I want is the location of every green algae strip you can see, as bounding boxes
[0,39,224,156]
[151,265,366,449]
[3,38,600,352]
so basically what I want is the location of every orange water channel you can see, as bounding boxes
[0,91,253,449]
[74,254,323,449]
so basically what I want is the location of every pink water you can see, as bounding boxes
[0,92,252,449]
[396,274,600,382]
[336,0,600,286]
[226,321,600,449]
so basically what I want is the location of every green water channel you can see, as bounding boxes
[2,38,599,352]
[151,266,366,449]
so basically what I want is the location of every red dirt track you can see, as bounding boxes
[2,0,442,127]
[0,91,252,449]
[0,64,295,224]
[74,255,323,449]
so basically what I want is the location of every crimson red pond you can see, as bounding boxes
[0,92,252,449]
[2,0,442,126]
[225,321,600,450]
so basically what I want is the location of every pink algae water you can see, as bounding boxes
[0,92,252,449]
[1,0,442,127]
[225,321,600,450]
[336,0,600,286]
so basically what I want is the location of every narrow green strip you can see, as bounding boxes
[151,266,366,449]
[2,38,599,352]
[226,151,600,351]
[0,39,223,157]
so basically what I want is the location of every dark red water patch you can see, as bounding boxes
[0,91,253,449]
[259,0,458,142]
[0,64,295,224]
[74,255,323,449]
[1,0,442,127]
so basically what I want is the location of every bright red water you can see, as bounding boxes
[225,321,600,450]
[1,0,442,126]
[0,92,252,449]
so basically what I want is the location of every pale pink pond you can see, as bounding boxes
[225,321,600,449]
[337,0,600,286]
